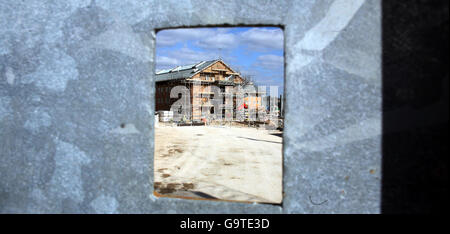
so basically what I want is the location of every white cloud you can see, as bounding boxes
[157,27,284,53]
[156,46,217,70]
[240,28,283,51]
[157,28,238,51]
[238,54,284,87]
[155,27,285,85]
[255,54,284,70]
[157,56,179,68]
[196,33,237,50]
[172,46,215,63]
[156,28,216,47]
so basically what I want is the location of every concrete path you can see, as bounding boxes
[154,125,283,204]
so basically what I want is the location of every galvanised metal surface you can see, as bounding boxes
[0,0,381,213]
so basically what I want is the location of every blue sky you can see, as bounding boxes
[156,27,284,90]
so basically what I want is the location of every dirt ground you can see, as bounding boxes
[154,124,283,204]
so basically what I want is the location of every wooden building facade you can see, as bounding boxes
[155,59,263,122]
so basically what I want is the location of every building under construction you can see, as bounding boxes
[155,59,265,122]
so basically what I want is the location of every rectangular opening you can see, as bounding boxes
[153,26,284,204]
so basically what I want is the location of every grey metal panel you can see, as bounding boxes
[0,0,381,214]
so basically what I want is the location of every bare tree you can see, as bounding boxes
[241,74,254,85]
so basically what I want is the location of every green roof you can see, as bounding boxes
[155,60,218,82]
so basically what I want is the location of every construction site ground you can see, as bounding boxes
[154,123,283,204]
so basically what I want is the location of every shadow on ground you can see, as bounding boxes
[381,0,449,214]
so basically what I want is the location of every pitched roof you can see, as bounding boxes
[155,60,218,82]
